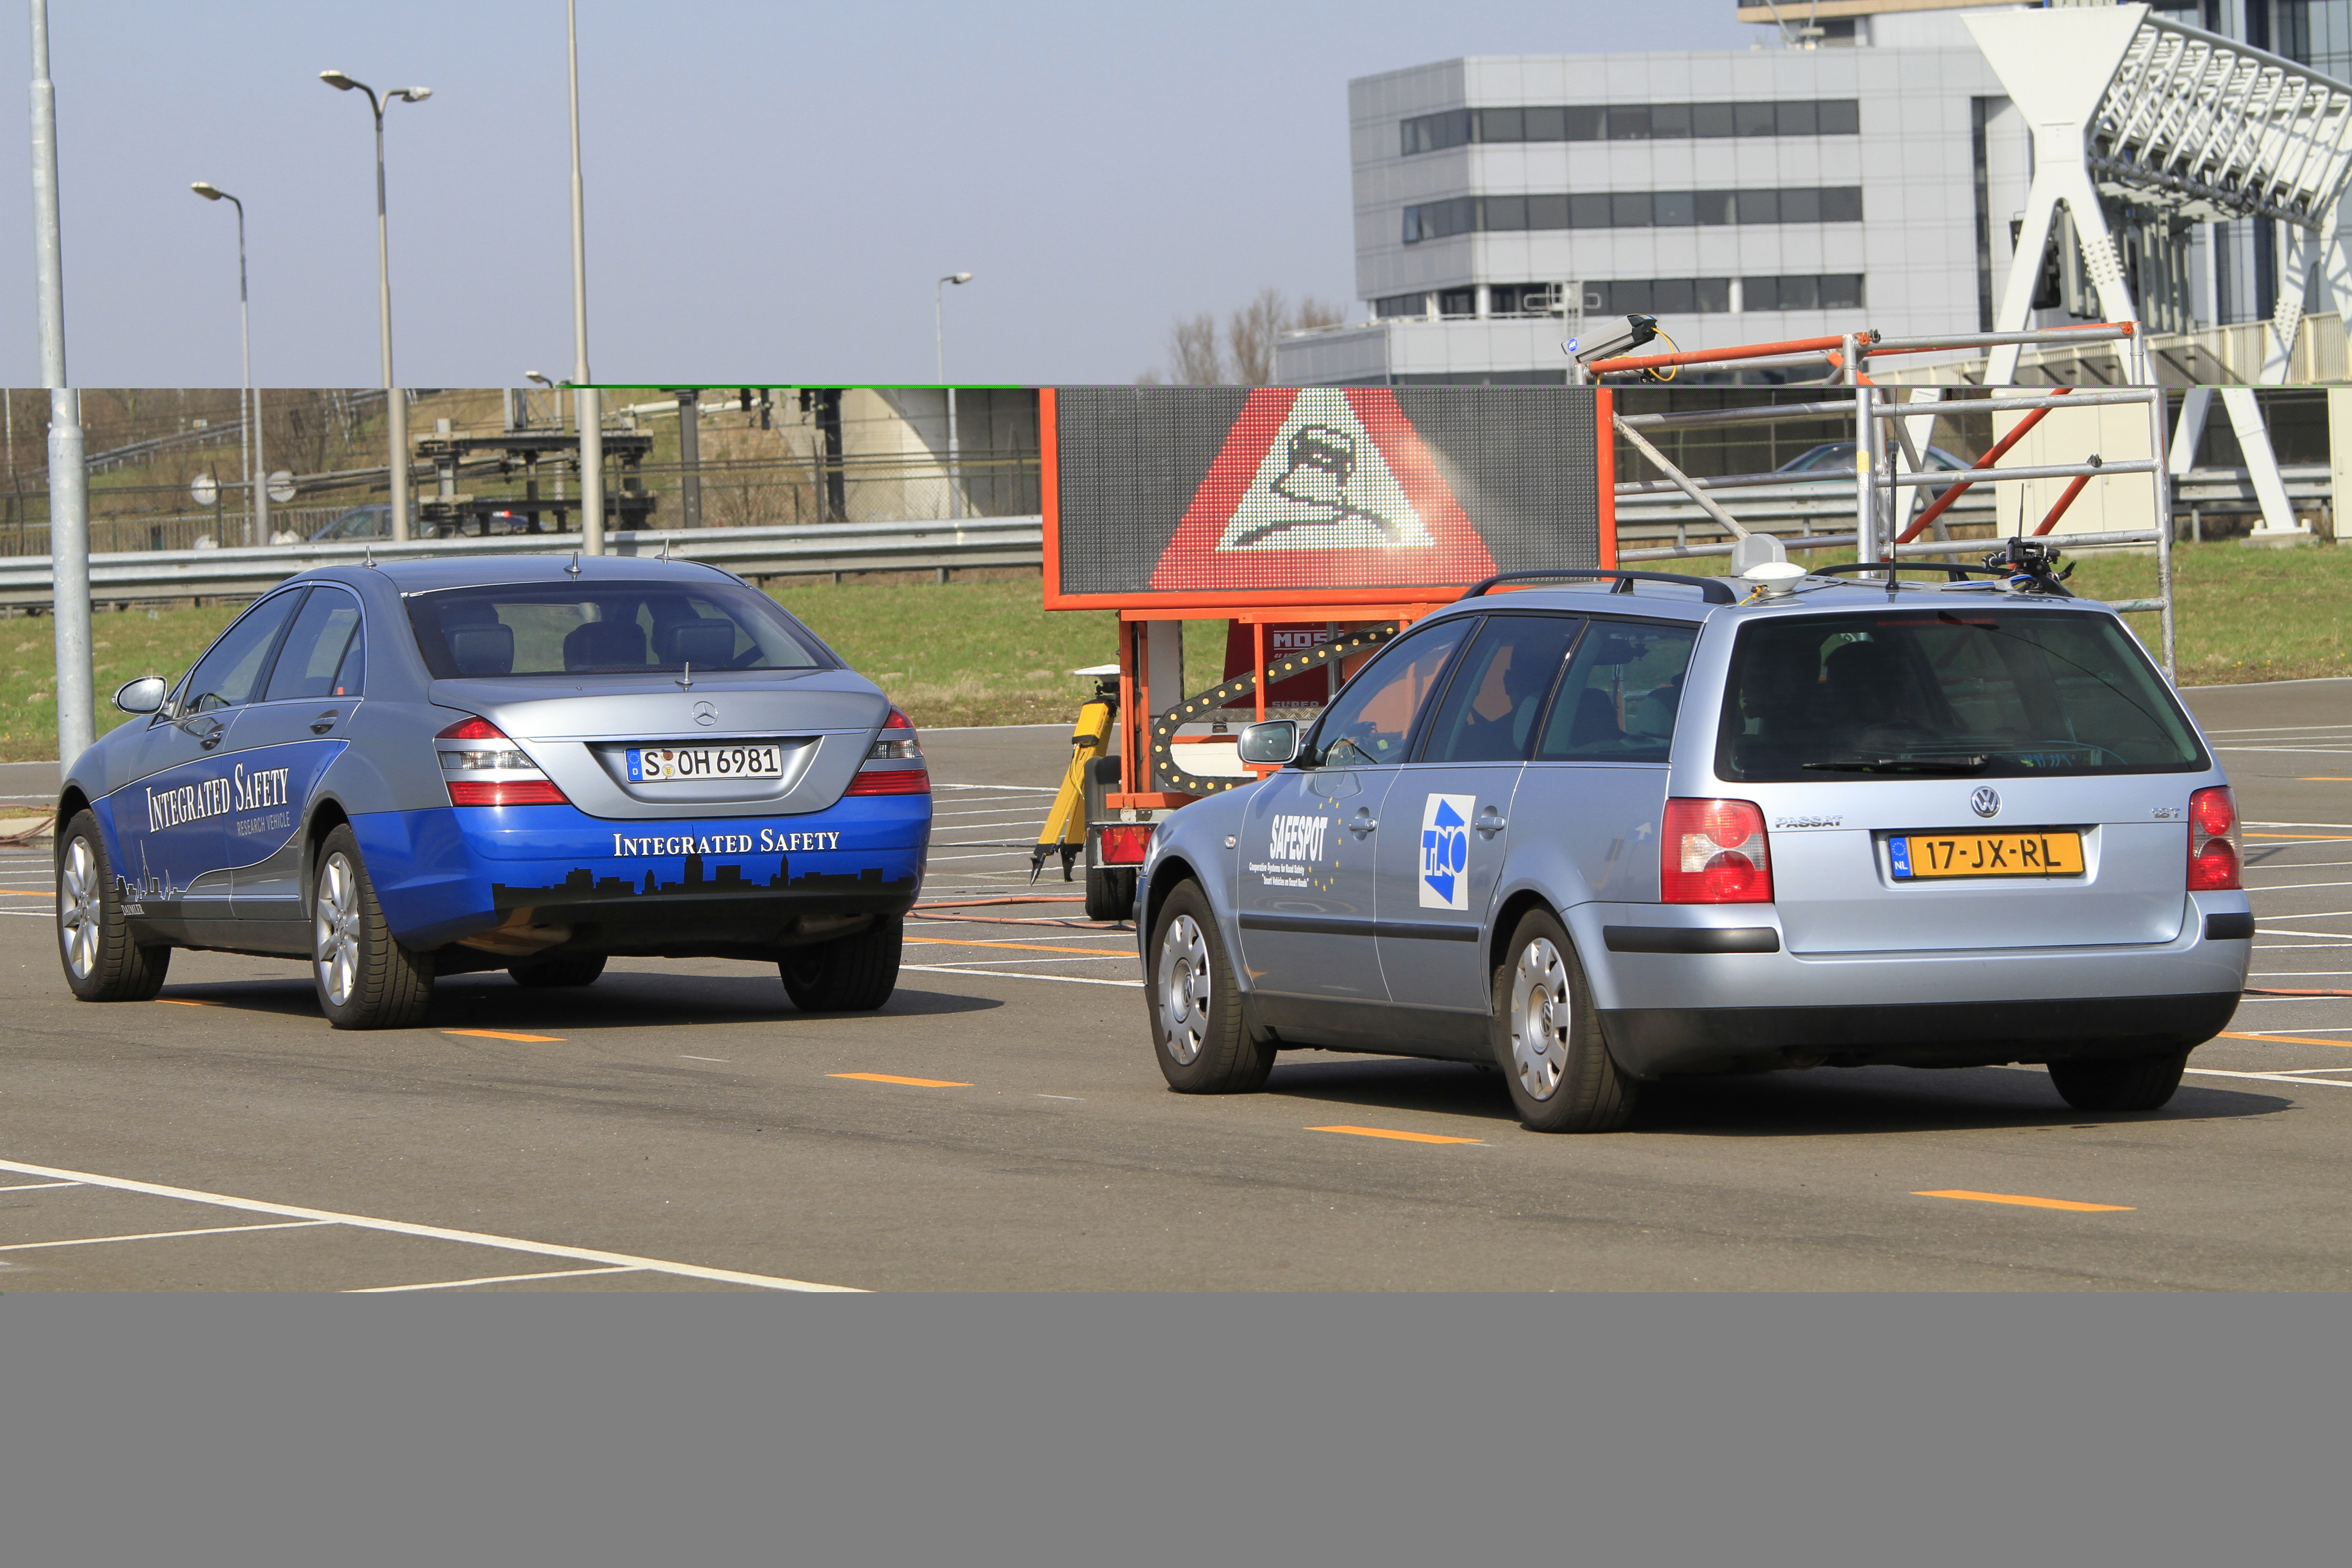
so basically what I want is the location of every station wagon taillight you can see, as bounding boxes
[436,715,569,807]
[2187,785,2240,892]
[1662,798,1772,904]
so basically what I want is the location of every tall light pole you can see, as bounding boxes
[319,69,429,544]
[190,182,265,547]
[30,0,91,766]
[936,271,971,521]
[566,1,603,553]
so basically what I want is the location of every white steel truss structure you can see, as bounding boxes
[1968,3,2349,539]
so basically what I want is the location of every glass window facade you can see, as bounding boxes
[1400,98,1860,155]
[1403,186,1862,243]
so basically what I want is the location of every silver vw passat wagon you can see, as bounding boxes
[1135,565,2251,1132]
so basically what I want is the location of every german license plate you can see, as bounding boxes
[1891,830,2084,879]
[625,744,784,783]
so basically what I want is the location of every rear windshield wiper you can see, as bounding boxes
[1801,756,1990,775]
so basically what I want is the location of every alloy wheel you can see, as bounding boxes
[1509,936,1572,1102]
[1158,913,1212,1065]
[59,836,100,980]
[315,851,360,1008]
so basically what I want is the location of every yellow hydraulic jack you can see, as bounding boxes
[1029,666,1120,885]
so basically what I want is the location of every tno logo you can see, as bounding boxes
[1420,794,1473,910]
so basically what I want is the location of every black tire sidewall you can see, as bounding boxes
[1147,880,1258,1092]
[1491,908,1632,1132]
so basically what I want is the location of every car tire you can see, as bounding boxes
[1085,865,1135,921]
[55,810,171,1002]
[1492,908,1637,1133]
[780,917,902,1012]
[509,954,607,989]
[2047,1051,2187,1113]
[311,825,435,1030]
[1148,879,1271,1093]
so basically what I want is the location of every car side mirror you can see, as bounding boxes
[113,676,167,715]
[1237,719,1301,766]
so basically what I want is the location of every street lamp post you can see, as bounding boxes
[320,69,429,544]
[190,182,265,547]
[936,271,971,521]
[29,0,92,766]
[566,0,604,554]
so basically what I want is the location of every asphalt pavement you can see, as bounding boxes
[3,686,2350,1292]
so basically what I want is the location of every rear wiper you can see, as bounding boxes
[1801,756,1990,775]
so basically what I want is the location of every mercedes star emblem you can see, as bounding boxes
[692,701,718,728]
[1970,786,2001,819]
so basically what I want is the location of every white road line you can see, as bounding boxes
[2185,1068,2352,1089]
[2250,970,2352,976]
[2255,941,2352,948]
[2244,880,2352,892]
[0,1181,80,1192]
[2229,1025,2352,1034]
[932,781,1058,791]
[0,909,54,917]
[2248,821,2352,830]
[0,1156,860,1291]
[902,964,1142,989]
[346,1265,643,1294]
[2252,910,2352,921]
[0,1220,333,1252]
[916,955,1138,970]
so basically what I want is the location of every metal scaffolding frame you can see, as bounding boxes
[1601,326,2180,679]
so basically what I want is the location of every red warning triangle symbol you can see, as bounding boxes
[1148,388,1497,592]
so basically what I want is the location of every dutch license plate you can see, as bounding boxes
[626,744,784,783]
[1890,830,2084,880]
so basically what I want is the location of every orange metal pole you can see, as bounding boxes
[2033,471,2097,536]
[1253,621,1266,723]
[1895,387,2074,545]
[1595,386,1617,566]
[1588,334,1846,375]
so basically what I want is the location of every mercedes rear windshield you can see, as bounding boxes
[1716,607,2207,782]
[407,580,836,681]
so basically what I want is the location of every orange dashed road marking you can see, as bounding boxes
[2221,1031,2352,1049]
[157,998,220,1007]
[1916,1189,2133,1212]
[1311,1125,1485,1146]
[2247,832,2352,841]
[828,1072,971,1088]
[0,889,53,897]
[444,1029,566,1044]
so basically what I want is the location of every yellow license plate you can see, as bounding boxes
[1891,831,2084,879]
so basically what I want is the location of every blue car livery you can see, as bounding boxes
[54,554,930,1028]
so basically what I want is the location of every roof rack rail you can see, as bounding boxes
[1808,563,2010,585]
[1460,568,1737,605]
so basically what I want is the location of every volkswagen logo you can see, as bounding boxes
[691,701,718,728]
[1970,786,2001,819]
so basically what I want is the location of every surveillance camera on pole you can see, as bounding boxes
[1563,313,1660,367]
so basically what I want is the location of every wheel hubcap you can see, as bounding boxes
[1158,914,1212,1065]
[59,836,100,980]
[315,853,360,1008]
[1509,936,1572,1101]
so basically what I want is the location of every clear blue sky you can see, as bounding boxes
[0,1,1758,389]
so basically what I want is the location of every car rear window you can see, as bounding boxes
[407,581,835,680]
[1716,608,2206,781]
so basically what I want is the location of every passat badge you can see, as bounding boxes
[1419,794,1473,909]
[1970,786,2001,819]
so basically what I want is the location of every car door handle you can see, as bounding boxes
[1348,809,1378,838]
[311,709,340,735]
[1475,809,1508,838]
[196,724,225,750]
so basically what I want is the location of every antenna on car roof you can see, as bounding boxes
[566,550,582,578]
[363,544,374,570]
[676,661,693,690]
[660,534,672,561]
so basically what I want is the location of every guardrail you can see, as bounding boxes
[1614,464,2328,541]
[0,515,1046,610]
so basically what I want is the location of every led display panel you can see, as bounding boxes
[1045,386,1604,608]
